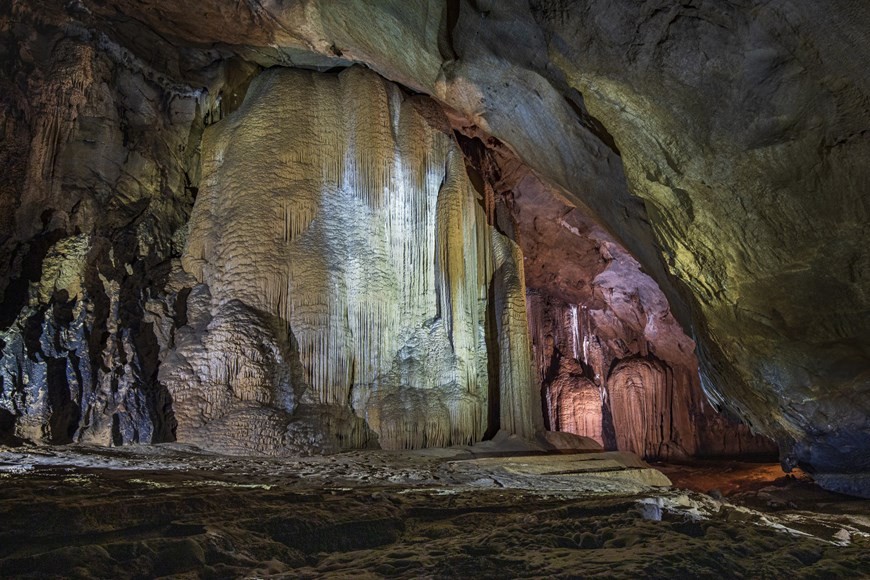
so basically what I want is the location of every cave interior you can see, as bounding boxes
[0,0,868,577]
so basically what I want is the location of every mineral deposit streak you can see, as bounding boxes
[171,67,538,453]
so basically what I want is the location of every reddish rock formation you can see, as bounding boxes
[529,284,777,460]
[454,131,775,460]
[608,357,688,458]
[545,360,603,446]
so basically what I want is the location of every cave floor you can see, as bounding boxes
[0,445,868,579]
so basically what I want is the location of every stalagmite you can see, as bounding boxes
[165,67,537,453]
[607,357,678,458]
[526,291,774,459]
[492,232,541,439]
[549,371,604,446]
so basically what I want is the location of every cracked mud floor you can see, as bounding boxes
[0,445,868,578]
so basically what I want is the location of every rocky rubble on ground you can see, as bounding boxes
[0,444,867,578]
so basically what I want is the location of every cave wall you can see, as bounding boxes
[532,2,870,484]
[1,0,867,491]
[0,2,263,446]
[455,126,774,460]
[0,5,207,445]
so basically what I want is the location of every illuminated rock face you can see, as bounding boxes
[608,357,687,458]
[497,153,775,460]
[545,359,604,446]
[529,292,777,460]
[162,67,539,452]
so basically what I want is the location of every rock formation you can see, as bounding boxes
[159,66,539,452]
[456,130,774,460]
[521,221,776,460]
[0,0,867,493]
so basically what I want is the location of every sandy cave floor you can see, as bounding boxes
[0,443,868,579]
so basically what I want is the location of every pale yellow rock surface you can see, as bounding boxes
[166,67,538,453]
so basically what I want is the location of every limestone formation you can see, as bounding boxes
[545,362,604,447]
[458,129,773,459]
[162,67,538,452]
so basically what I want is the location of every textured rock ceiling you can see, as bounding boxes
[0,1,868,493]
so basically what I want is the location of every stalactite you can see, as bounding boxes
[171,67,540,451]
[569,304,580,360]
[581,305,590,367]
